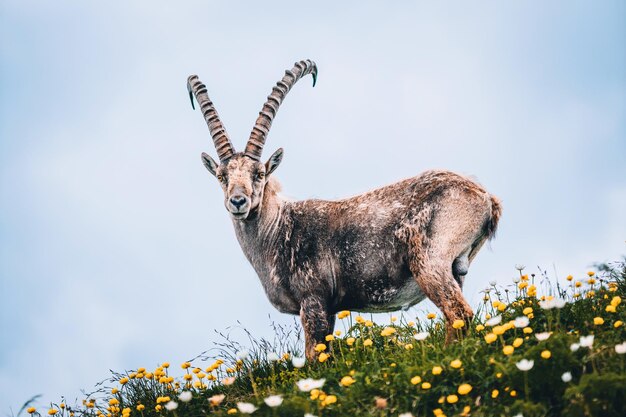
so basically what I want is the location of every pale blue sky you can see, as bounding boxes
[1,0,624,410]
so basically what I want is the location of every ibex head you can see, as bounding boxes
[187,60,317,220]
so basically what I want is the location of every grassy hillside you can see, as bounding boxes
[23,260,626,417]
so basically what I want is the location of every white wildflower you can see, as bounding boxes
[561,372,572,383]
[515,264,525,271]
[570,343,580,352]
[296,378,326,392]
[208,394,225,406]
[485,315,502,326]
[264,395,283,407]
[178,391,192,402]
[399,413,415,417]
[579,335,594,348]
[304,414,318,417]
[513,276,521,284]
[267,352,280,362]
[514,316,530,328]
[615,341,626,354]
[539,298,567,310]
[292,356,306,368]
[535,332,551,341]
[164,401,178,411]
[489,280,497,286]
[236,350,250,361]
[515,359,534,371]
[237,402,258,414]
[223,376,236,385]
[413,332,429,341]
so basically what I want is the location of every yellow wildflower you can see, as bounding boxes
[325,334,334,341]
[408,321,415,326]
[318,352,329,363]
[492,389,499,398]
[611,296,622,307]
[227,409,237,415]
[321,395,337,406]
[523,307,533,315]
[513,338,524,348]
[119,377,129,385]
[493,325,506,335]
[575,281,582,288]
[27,408,36,414]
[427,313,436,319]
[410,376,422,385]
[523,327,533,334]
[363,339,373,347]
[594,317,604,325]
[606,305,616,313]
[484,333,497,344]
[615,320,623,328]
[510,390,517,397]
[111,388,119,394]
[136,405,144,411]
[458,383,472,395]
[421,382,431,389]
[566,274,573,281]
[541,350,551,359]
[109,399,119,406]
[432,366,443,375]
[450,359,462,369]
[335,330,342,336]
[346,337,356,346]
[390,316,397,322]
[340,376,356,387]
[355,315,365,323]
[452,320,465,329]
[365,320,374,327]
[587,271,595,277]
[518,282,528,289]
[446,394,458,404]
[48,411,58,416]
[310,389,321,400]
[162,362,170,368]
[181,362,191,369]
[405,343,414,350]
[503,345,514,355]
[475,324,485,331]
[337,310,350,319]
[380,327,396,337]
[315,343,327,352]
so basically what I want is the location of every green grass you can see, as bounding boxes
[25,259,626,417]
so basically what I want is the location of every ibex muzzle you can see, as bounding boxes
[187,60,502,361]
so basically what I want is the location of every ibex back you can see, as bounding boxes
[187,60,502,360]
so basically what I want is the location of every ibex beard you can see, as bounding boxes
[187,60,502,361]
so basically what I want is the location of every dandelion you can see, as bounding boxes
[119,377,129,385]
[427,313,436,319]
[611,296,622,307]
[593,317,604,325]
[516,359,534,371]
[164,401,178,411]
[541,350,552,359]
[181,362,191,369]
[363,339,373,347]
[209,394,225,406]
[503,345,514,355]
[318,352,329,362]
[491,389,499,398]
[514,316,530,328]
[340,376,356,387]
[136,405,145,411]
[314,343,327,352]
[236,350,249,360]
[513,338,524,348]
[458,383,472,395]
[292,356,305,368]
[264,395,283,407]
[452,319,465,329]
[535,332,551,341]
[432,366,443,375]
[237,402,258,414]
[109,399,120,406]
[178,391,192,403]
[587,271,595,277]
[297,378,325,392]
[523,307,533,315]
[321,395,337,406]
[346,337,356,346]
[325,334,334,341]
[381,327,396,336]
[475,324,485,331]
[267,352,280,362]
[446,394,459,404]
[615,342,626,354]
[486,315,502,326]
[484,333,497,344]
[27,408,36,414]
[410,376,422,385]
[337,310,350,319]
[421,382,432,389]
[450,359,462,369]
[48,410,57,416]
[615,321,623,328]
[562,372,572,382]
[579,335,594,348]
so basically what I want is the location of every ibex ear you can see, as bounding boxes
[265,148,283,176]
[201,152,219,177]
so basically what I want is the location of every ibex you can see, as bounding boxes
[187,59,502,360]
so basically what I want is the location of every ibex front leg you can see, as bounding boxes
[300,297,335,362]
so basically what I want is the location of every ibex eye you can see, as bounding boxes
[257,172,265,180]
[217,175,224,182]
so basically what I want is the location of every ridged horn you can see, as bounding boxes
[187,75,235,162]
[244,59,317,161]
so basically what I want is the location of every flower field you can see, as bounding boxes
[23,260,626,417]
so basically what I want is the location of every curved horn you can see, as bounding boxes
[187,75,235,162]
[244,59,317,161]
